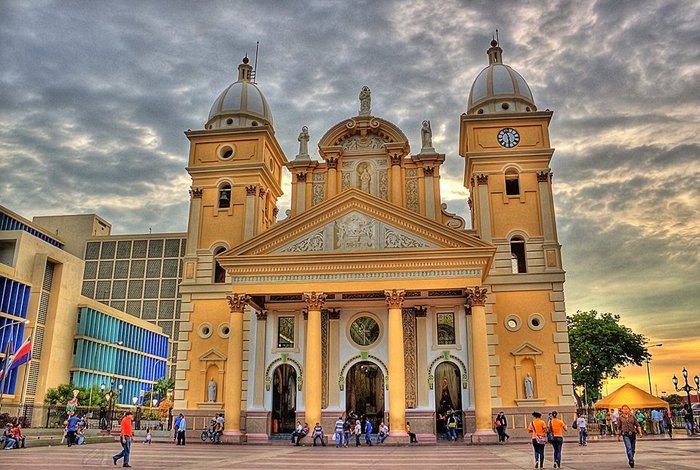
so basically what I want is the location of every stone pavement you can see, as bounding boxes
[1,438,697,469]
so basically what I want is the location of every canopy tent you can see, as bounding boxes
[594,383,669,410]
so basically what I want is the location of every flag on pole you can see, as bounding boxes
[8,337,32,371]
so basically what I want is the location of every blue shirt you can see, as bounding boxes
[67,416,80,431]
[365,421,372,433]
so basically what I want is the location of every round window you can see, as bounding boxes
[219,145,235,160]
[504,314,522,332]
[528,313,545,331]
[349,316,380,347]
[218,323,230,338]
[198,322,213,339]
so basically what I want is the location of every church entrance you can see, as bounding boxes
[434,361,462,438]
[271,364,296,434]
[346,361,385,431]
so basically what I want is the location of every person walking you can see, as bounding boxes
[494,411,509,443]
[354,420,362,446]
[663,409,673,438]
[549,411,567,468]
[113,411,134,468]
[334,416,344,447]
[617,404,642,468]
[343,419,351,447]
[176,413,186,445]
[173,413,181,442]
[528,411,548,469]
[576,413,588,446]
[364,418,373,446]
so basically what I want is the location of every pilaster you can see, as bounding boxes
[385,289,408,438]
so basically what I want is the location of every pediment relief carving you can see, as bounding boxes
[511,342,544,356]
[199,348,227,362]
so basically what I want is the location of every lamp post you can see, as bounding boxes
[645,343,663,395]
[672,368,700,435]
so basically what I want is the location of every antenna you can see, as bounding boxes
[252,41,260,84]
[496,29,499,45]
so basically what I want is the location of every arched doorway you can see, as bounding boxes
[434,361,462,438]
[346,361,384,432]
[271,364,297,434]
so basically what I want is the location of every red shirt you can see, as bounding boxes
[120,415,134,437]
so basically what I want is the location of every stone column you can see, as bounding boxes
[186,187,203,255]
[466,287,492,433]
[244,185,257,240]
[327,158,339,198]
[328,309,341,408]
[224,293,249,441]
[537,171,555,242]
[303,292,326,426]
[294,172,307,215]
[390,153,403,205]
[423,167,436,219]
[385,289,408,437]
[475,175,492,242]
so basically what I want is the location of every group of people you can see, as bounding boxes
[1,422,26,449]
[290,415,418,447]
[595,407,674,437]
[526,405,644,469]
[63,414,88,446]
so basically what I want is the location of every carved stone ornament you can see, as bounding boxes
[256,310,268,321]
[296,172,307,182]
[390,153,403,166]
[328,308,341,320]
[245,185,257,196]
[359,85,371,116]
[384,289,406,309]
[282,231,325,253]
[227,294,250,313]
[342,135,386,152]
[465,287,488,307]
[402,307,417,408]
[467,197,473,210]
[537,171,551,183]
[326,157,339,170]
[258,187,267,198]
[414,306,428,318]
[189,187,203,198]
[384,229,428,248]
[423,166,435,176]
[272,207,279,217]
[476,174,489,185]
[303,292,327,311]
[470,176,475,187]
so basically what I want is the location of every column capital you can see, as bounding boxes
[255,309,268,321]
[327,308,341,320]
[466,287,488,307]
[326,157,339,170]
[537,170,552,183]
[189,187,203,198]
[258,187,267,198]
[227,294,250,313]
[296,172,307,182]
[423,166,435,176]
[414,306,428,318]
[303,292,327,310]
[390,153,403,166]
[384,289,406,309]
[476,174,489,185]
[245,185,257,196]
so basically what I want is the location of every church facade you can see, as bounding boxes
[174,41,575,443]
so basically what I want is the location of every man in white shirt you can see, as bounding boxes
[576,414,588,446]
[176,414,186,445]
[334,417,344,447]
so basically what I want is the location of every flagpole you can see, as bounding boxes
[0,337,12,415]
[18,326,34,420]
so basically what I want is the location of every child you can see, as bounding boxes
[144,426,152,444]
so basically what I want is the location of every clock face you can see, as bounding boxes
[497,128,520,148]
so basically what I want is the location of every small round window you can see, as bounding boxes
[349,316,380,347]
[198,322,213,339]
[218,323,230,338]
[528,313,545,331]
[504,314,522,332]
[219,145,235,160]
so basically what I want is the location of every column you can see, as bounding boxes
[249,310,267,408]
[390,153,403,204]
[327,158,338,198]
[423,167,436,219]
[385,289,408,436]
[328,309,341,408]
[185,187,203,255]
[303,292,326,426]
[224,294,249,437]
[466,287,492,433]
[294,172,307,215]
[537,171,555,242]
[475,175,492,242]
[244,185,257,240]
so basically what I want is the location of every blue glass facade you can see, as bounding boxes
[0,212,63,248]
[0,276,30,395]
[72,307,169,404]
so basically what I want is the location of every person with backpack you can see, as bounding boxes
[528,411,548,469]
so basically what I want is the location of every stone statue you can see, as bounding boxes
[66,389,79,416]
[421,120,433,150]
[524,373,534,399]
[359,86,371,116]
[297,126,310,159]
[360,167,371,192]
[208,378,217,402]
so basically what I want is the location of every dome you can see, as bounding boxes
[467,41,537,115]
[205,57,273,130]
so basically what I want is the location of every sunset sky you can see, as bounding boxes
[1,1,698,398]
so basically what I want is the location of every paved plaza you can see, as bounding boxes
[2,438,697,469]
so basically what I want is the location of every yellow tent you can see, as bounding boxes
[594,383,669,410]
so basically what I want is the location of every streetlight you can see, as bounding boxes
[645,343,663,395]
[672,368,700,435]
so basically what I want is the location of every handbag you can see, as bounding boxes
[536,434,548,445]
[546,430,554,443]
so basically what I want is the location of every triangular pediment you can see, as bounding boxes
[199,348,227,362]
[226,188,493,256]
[511,342,544,356]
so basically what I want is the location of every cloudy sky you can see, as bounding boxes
[1,0,698,396]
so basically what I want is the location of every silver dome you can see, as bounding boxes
[205,58,273,129]
[467,41,536,115]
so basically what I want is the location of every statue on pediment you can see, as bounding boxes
[359,86,371,116]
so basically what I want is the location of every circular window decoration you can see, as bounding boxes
[219,145,235,160]
[198,322,213,339]
[528,313,545,331]
[218,323,230,338]
[226,118,233,125]
[504,314,522,332]
[349,316,380,347]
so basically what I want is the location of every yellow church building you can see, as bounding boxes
[174,40,575,443]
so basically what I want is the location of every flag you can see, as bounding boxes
[8,337,32,371]
[0,338,11,382]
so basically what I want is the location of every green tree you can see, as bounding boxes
[154,376,175,398]
[567,310,650,406]
[661,394,685,408]
[43,383,107,407]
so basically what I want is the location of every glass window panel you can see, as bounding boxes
[144,280,159,298]
[146,260,161,278]
[127,280,143,299]
[95,281,111,300]
[114,260,129,279]
[164,239,180,257]
[81,281,95,298]
[116,241,132,259]
[162,259,178,278]
[131,240,147,258]
[160,279,176,298]
[85,242,100,260]
[83,261,98,280]
[100,241,116,259]
[98,261,113,279]
[142,300,158,319]
[148,240,164,258]
[126,301,141,317]
[277,316,295,348]
[130,260,145,278]
[112,280,127,299]
[158,300,174,319]
[437,312,456,345]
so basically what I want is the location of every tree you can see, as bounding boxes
[154,376,175,398]
[661,394,685,408]
[567,310,650,406]
[43,383,107,407]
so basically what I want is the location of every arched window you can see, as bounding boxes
[510,237,527,273]
[505,169,520,196]
[218,184,231,209]
[214,247,226,283]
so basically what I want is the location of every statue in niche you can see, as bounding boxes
[359,86,371,116]
[360,167,371,192]
[421,120,433,150]
[524,373,534,399]
[208,378,217,402]
[297,126,310,158]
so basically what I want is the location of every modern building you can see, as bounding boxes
[0,205,168,423]
[174,40,575,443]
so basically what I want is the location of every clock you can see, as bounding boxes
[497,128,520,148]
